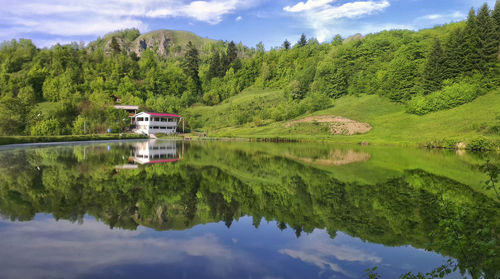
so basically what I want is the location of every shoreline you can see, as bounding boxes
[0,134,148,147]
[0,133,498,152]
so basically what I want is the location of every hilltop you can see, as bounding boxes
[87,29,229,57]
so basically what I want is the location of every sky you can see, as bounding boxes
[0,0,497,49]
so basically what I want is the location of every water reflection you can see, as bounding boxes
[130,140,182,164]
[0,140,498,278]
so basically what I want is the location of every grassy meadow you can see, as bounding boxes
[186,87,500,148]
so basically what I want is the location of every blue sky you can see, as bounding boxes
[0,0,496,49]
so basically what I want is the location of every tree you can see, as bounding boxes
[476,3,498,67]
[332,35,343,46]
[443,28,467,79]
[110,37,121,54]
[0,96,25,135]
[256,42,265,53]
[282,39,291,50]
[464,8,481,73]
[297,33,307,47]
[423,38,445,93]
[494,1,500,59]
[208,52,222,79]
[226,41,238,67]
[183,41,201,95]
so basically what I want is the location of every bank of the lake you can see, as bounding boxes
[0,133,148,146]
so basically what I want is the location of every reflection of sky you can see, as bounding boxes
[0,214,461,279]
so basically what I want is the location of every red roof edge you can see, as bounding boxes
[147,159,180,164]
[145,112,181,118]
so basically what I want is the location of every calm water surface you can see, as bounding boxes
[0,140,498,279]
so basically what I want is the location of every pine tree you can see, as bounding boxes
[282,39,291,50]
[476,3,498,68]
[491,0,500,58]
[224,41,238,72]
[423,38,445,92]
[464,8,481,73]
[443,28,466,79]
[494,0,500,30]
[183,41,201,95]
[208,52,221,79]
[297,34,307,47]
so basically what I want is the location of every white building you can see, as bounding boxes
[131,112,180,135]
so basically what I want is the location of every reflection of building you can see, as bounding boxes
[131,112,180,135]
[130,141,181,164]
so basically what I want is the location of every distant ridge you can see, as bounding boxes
[87,29,218,57]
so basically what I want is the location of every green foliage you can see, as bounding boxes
[183,41,202,95]
[423,39,445,92]
[480,160,499,197]
[30,119,65,136]
[467,136,494,151]
[282,39,291,50]
[297,34,307,47]
[407,80,481,115]
[0,96,25,135]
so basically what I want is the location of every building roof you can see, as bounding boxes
[147,159,180,164]
[134,112,181,118]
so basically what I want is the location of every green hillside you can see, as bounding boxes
[200,87,500,147]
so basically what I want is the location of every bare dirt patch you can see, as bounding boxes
[285,115,372,135]
[285,149,371,166]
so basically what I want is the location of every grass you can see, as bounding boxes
[185,88,282,130]
[199,88,500,148]
[0,133,147,146]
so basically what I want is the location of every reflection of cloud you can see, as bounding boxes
[280,249,347,274]
[279,230,382,277]
[0,218,248,278]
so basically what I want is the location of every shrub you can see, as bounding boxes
[30,119,66,136]
[467,137,493,151]
[407,80,480,115]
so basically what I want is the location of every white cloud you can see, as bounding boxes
[283,0,391,42]
[416,11,465,22]
[284,0,336,12]
[236,16,243,21]
[0,0,258,45]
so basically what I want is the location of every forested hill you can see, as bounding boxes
[86,29,250,58]
[0,2,499,145]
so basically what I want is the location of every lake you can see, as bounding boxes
[0,140,498,279]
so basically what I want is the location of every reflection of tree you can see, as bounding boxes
[0,145,498,277]
[480,160,499,198]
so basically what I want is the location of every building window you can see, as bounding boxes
[145,117,149,121]
[137,117,143,121]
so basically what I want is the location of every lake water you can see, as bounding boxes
[0,140,498,279]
